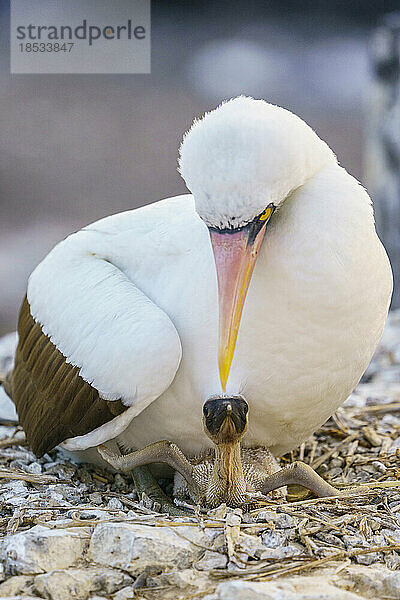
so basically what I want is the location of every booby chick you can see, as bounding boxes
[2,97,392,509]
[99,395,338,509]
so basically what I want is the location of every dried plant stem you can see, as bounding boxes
[0,468,59,484]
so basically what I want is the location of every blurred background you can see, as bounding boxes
[1,0,399,335]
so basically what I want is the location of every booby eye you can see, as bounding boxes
[259,204,274,222]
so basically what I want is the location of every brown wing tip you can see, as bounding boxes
[11,296,127,459]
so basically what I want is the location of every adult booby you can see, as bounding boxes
[3,97,392,506]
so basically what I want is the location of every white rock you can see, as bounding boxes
[379,528,400,544]
[194,550,228,570]
[3,525,91,575]
[148,568,214,593]
[0,575,34,596]
[34,567,132,600]
[261,529,290,548]
[89,522,205,576]
[24,462,42,474]
[342,533,366,549]
[255,511,296,528]
[1,480,28,496]
[2,494,30,508]
[259,543,304,561]
[0,596,40,600]
[389,438,400,454]
[89,492,103,505]
[107,498,124,510]
[238,533,265,558]
[206,578,365,599]
[335,564,400,599]
[112,586,136,600]
[45,464,76,480]
[46,492,64,503]
[45,484,81,503]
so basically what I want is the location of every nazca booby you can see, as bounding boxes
[3,97,392,501]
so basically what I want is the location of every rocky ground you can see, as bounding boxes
[1,316,400,600]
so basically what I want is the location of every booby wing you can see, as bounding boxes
[8,208,183,457]
[10,296,129,456]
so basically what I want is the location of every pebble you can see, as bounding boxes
[356,552,382,565]
[327,467,342,478]
[46,491,64,503]
[194,550,228,570]
[342,534,367,549]
[77,467,93,484]
[45,463,76,480]
[261,529,290,548]
[107,498,124,510]
[114,473,126,488]
[24,462,42,474]
[255,511,296,528]
[372,460,386,473]
[330,457,344,467]
[315,532,345,548]
[259,542,304,560]
[89,492,103,505]
[2,481,28,498]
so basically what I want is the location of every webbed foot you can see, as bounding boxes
[98,441,200,516]
[131,465,187,516]
[260,460,340,498]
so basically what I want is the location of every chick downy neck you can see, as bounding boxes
[207,439,247,507]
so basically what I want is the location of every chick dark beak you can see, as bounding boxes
[203,395,249,440]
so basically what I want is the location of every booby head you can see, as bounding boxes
[203,394,249,445]
[179,96,336,390]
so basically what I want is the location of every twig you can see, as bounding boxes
[0,433,27,448]
[0,468,59,484]
[311,434,358,470]
[245,544,400,582]
[356,402,400,414]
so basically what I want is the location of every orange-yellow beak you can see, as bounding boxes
[209,218,269,391]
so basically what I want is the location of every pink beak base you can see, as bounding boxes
[209,225,266,391]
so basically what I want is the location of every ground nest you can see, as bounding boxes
[1,315,400,599]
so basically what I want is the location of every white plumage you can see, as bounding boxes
[179,97,333,228]
[27,97,392,458]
